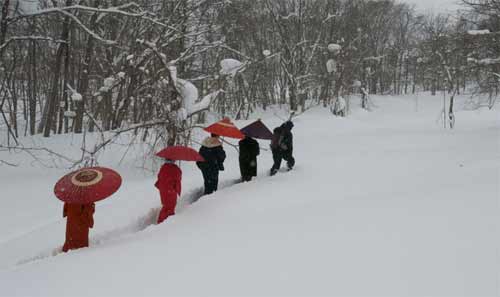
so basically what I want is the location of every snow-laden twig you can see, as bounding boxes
[56,9,117,46]
[9,3,142,21]
[0,144,78,165]
[0,158,18,166]
[0,36,66,51]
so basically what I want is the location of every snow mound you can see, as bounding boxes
[188,90,221,116]
[326,59,337,73]
[220,59,244,76]
[71,92,82,102]
[0,94,497,296]
[176,78,199,114]
[63,111,76,118]
[328,43,341,53]
[467,29,490,35]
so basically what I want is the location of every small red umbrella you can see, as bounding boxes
[204,118,244,139]
[156,146,204,161]
[54,167,122,204]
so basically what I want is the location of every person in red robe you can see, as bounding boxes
[62,202,95,252]
[155,159,182,224]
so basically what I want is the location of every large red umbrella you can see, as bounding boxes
[54,167,122,204]
[156,146,204,161]
[204,118,244,139]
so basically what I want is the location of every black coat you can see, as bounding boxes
[239,136,260,178]
[271,122,293,155]
[197,137,226,174]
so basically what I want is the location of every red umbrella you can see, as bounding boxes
[54,167,122,204]
[156,146,204,161]
[204,118,244,139]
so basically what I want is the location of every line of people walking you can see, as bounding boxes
[55,118,295,252]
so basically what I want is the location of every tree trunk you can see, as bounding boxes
[448,91,455,129]
[58,38,71,134]
[74,0,100,133]
[28,24,37,135]
[431,77,437,96]
[9,52,18,137]
[43,0,72,137]
[0,0,10,59]
[288,75,298,111]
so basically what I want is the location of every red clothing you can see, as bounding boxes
[62,203,95,252]
[155,163,182,223]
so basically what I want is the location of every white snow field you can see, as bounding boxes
[0,94,498,296]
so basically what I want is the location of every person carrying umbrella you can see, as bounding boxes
[270,121,295,176]
[197,134,226,195]
[239,119,273,182]
[197,118,242,194]
[54,167,122,252]
[62,202,95,252]
[155,146,204,223]
[238,135,260,182]
[155,159,182,224]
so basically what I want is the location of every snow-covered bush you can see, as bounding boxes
[327,43,341,53]
[326,59,337,73]
[220,59,244,77]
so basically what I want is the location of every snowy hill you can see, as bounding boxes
[0,94,498,296]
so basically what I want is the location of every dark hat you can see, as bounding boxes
[282,121,294,130]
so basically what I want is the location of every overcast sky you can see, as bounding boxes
[399,0,462,13]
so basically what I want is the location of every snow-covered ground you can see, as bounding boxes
[0,93,498,296]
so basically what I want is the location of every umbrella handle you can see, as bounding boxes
[220,137,239,152]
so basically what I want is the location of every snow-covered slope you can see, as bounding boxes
[0,94,498,296]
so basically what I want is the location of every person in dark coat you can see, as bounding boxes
[239,135,260,182]
[197,134,226,194]
[270,121,295,176]
[155,159,182,224]
[62,202,95,252]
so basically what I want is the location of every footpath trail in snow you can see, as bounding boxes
[0,94,498,297]
[12,178,242,267]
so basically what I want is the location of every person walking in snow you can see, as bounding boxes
[270,121,295,176]
[155,159,182,224]
[239,134,260,182]
[62,202,95,252]
[197,134,226,194]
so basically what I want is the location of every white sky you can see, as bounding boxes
[399,0,462,13]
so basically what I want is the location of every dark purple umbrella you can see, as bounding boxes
[240,119,273,140]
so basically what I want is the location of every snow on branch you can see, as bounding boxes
[7,3,180,47]
[218,44,252,61]
[56,9,117,46]
[176,78,199,113]
[188,90,222,117]
[467,57,500,65]
[281,12,298,19]
[467,29,491,35]
[220,58,245,76]
[0,36,66,52]
[168,40,224,65]
[9,3,143,22]
[364,55,386,62]
[0,144,78,166]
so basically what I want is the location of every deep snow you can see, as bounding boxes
[0,93,498,296]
